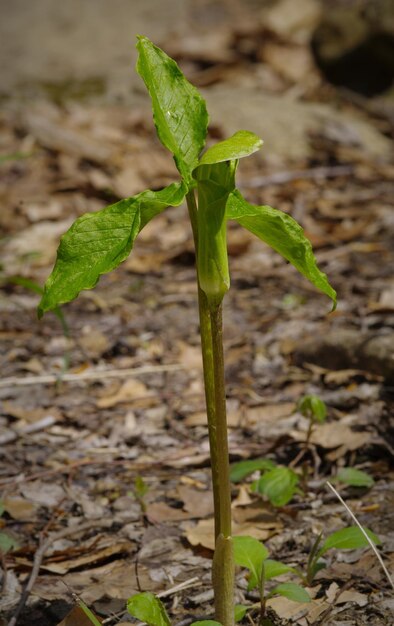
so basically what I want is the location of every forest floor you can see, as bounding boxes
[0,1,393,625]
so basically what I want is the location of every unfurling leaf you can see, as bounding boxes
[226,190,337,309]
[137,36,208,184]
[318,525,381,557]
[127,592,171,626]
[195,161,236,306]
[199,131,262,165]
[233,535,268,590]
[38,183,186,316]
[268,583,310,603]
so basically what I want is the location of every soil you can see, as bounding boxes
[0,1,393,625]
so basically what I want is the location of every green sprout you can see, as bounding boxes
[38,36,336,626]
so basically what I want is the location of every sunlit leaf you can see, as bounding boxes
[127,592,171,626]
[318,526,381,558]
[337,468,374,488]
[230,458,276,483]
[234,605,249,622]
[233,535,268,590]
[254,467,299,507]
[227,190,337,309]
[137,36,208,183]
[269,583,310,603]
[38,183,186,316]
[199,131,262,166]
[264,559,296,581]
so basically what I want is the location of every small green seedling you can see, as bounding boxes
[298,394,327,446]
[304,525,381,585]
[131,475,149,513]
[127,592,219,626]
[233,536,309,625]
[38,36,336,626]
[231,458,301,507]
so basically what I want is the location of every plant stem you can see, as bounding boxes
[186,190,234,626]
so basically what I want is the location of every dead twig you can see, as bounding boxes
[7,519,113,626]
[0,363,187,389]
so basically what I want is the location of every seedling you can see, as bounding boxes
[38,36,336,626]
[298,394,327,446]
[304,525,380,585]
[230,458,301,507]
[131,475,149,513]
[233,535,309,625]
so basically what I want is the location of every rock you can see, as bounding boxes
[293,328,394,382]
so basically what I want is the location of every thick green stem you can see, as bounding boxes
[186,190,234,626]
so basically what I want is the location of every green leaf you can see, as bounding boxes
[264,559,296,581]
[233,535,269,590]
[0,532,20,554]
[318,526,381,558]
[337,468,374,488]
[269,583,310,603]
[255,467,299,507]
[38,183,186,316]
[227,190,337,309]
[127,592,171,626]
[136,36,208,184]
[230,458,276,483]
[192,622,222,626]
[298,395,327,423]
[234,605,249,622]
[199,131,262,166]
[77,600,103,626]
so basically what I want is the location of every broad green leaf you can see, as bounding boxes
[318,526,381,558]
[193,622,222,626]
[269,583,310,603]
[227,190,337,309]
[298,395,327,423]
[38,183,186,316]
[136,36,208,184]
[234,605,249,622]
[230,458,276,483]
[337,468,374,488]
[199,131,262,166]
[264,559,296,581]
[0,532,20,554]
[233,535,268,590]
[254,467,299,507]
[127,592,171,626]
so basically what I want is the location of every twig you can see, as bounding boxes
[7,519,113,626]
[326,481,394,590]
[240,165,354,189]
[0,363,186,389]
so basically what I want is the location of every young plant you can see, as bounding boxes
[37,36,336,626]
[230,458,301,507]
[304,525,381,585]
[297,394,327,446]
[233,536,309,625]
